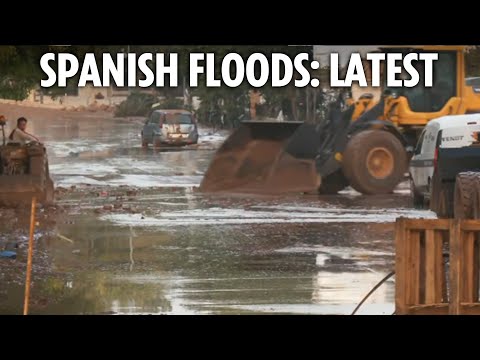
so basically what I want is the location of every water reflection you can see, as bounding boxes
[129,226,135,272]
[35,272,174,315]
[0,113,413,314]
[312,271,394,310]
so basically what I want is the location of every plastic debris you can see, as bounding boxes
[0,251,17,259]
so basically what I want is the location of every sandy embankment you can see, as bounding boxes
[0,102,115,123]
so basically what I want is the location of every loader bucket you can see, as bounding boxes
[199,121,322,195]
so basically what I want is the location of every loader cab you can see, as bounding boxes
[384,49,458,114]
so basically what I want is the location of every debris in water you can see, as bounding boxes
[57,234,74,244]
[0,251,17,259]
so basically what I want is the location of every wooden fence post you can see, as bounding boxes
[395,217,407,314]
[449,219,462,315]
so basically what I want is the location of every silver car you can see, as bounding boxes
[141,109,199,147]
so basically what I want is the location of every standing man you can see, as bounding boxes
[8,117,40,145]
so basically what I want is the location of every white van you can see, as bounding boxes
[409,113,480,211]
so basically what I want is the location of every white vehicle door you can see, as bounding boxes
[420,126,438,190]
[410,127,436,193]
[410,129,427,190]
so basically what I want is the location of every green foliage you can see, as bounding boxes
[192,45,311,128]
[114,92,157,117]
[0,46,47,100]
[0,45,313,127]
[466,46,480,77]
[7,45,480,129]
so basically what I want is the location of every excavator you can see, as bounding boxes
[0,116,54,206]
[199,45,480,195]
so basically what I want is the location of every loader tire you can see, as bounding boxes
[318,170,349,194]
[342,130,407,195]
[453,172,479,219]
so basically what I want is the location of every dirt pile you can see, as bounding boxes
[200,138,320,195]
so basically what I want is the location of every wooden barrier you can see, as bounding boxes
[395,218,480,315]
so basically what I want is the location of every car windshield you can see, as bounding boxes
[385,51,456,113]
[164,113,193,125]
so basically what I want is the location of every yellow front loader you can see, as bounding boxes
[200,46,480,195]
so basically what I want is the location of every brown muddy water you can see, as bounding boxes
[0,111,436,314]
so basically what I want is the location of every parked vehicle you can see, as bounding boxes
[409,114,480,217]
[141,109,198,148]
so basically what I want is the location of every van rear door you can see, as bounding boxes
[437,124,480,181]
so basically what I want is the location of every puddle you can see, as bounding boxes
[0,113,420,315]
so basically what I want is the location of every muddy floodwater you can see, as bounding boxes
[0,109,436,314]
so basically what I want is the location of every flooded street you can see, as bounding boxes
[0,108,436,314]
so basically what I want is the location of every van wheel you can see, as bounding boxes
[410,178,424,209]
[436,183,454,218]
[429,172,440,213]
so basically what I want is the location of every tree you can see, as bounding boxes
[466,46,480,77]
[191,45,313,128]
[0,46,51,100]
[0,45,326,127]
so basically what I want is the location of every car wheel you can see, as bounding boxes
[190,133,199,145]
[429,171,441,214]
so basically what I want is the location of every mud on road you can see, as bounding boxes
[0,105,436,314]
